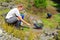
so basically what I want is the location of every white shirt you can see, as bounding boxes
[6,8,20,19]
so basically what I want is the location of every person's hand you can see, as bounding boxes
[26,23,33,28]
[27,23,35,29]
[27,23,31,26]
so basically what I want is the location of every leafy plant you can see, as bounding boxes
[34,0,47,8]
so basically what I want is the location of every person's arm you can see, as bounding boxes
[17,16,30,26]
[15,8,30,26]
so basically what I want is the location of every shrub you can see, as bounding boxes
[34,0,47,8]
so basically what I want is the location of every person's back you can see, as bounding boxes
[6,8,20,19]
[5,4,31,28]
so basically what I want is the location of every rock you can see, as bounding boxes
[0,6,4,10]
[40,33,54,40]
[0,29,3,37]
[40,33,49,40]
[8,4,15,9]
[11,37,20,40]
[0,2,16,10]
[0,6,7,10]
[1,2,9,7]
[7,2,16,9]
[56,26,60,30]
[0,27,21,40]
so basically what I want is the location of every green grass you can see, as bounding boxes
[41,18,56,29]
[0,15,35,40]
[0,8,10,15]
[0,7,60,40]
[0,0,60,40]
[40,13,60,29]
[54,13,60,22]
[46,0,57,6]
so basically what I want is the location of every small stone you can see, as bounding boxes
[0,29,3,37]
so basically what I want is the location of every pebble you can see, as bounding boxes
[0,27,21,40]
[0,29,3,37]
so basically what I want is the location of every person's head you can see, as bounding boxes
[17,4,24,11]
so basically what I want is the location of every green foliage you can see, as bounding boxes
[55,4,60,12]
[28,31,35,40]
[47,0,57,6]
[14,0,21,4]
[4,0,11,2]
[12,29,25,40]
[1,23,36,40]
[0,16,35,40]
[23,26,30,31]
[27,0,32,9]
[34,0,47,8]
[0,0,4,2]
[50,1,57,6]
[0,9,10,15]
[41,18,57,29]
[0,0,60,40]
[54,14,60,22]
